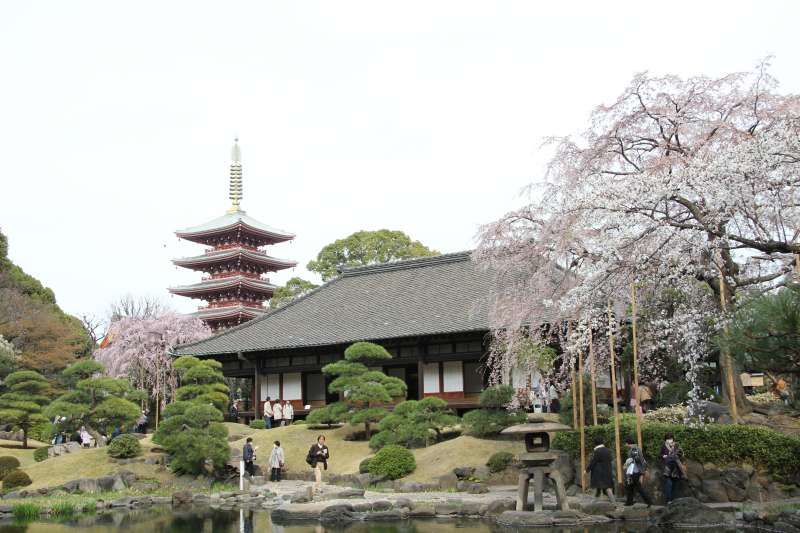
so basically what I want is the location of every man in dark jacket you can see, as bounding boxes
[243,437,257,476]
[587,435,615,503]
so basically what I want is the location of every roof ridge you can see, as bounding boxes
[340,250,473,277]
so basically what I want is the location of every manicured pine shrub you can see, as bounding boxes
[33,447,49,462]
[107,434,142,458]
[2,469,32,491]
[462,385,526,437]
[249,419,266,429]
[487,451,515,473]
[358,457,373,474]
[367,444,416,480]
[0,456,21,479]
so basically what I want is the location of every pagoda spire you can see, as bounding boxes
[227,138,243,213]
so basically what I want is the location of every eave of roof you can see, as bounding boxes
[176,211,294,242]
[172,248,297,269]
[168,275,277,296]
[193,305,266,320]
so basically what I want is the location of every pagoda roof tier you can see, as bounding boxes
[172,248,297,272]
[192,304,266,322]
[176,210,295,246]
[168,275,277,297]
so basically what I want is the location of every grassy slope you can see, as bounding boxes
[0,439,48,469]
[226,423,525,482]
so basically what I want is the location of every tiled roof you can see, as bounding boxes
[168,275,277,296]
[176,210,294,241]
[174,251,491,356]
[193,305,266,320]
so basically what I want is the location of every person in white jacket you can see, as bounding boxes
[273,399,283,426]
[283,401,294,426]
[269,440,285,482]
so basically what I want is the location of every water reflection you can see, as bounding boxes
[0,507,671,533]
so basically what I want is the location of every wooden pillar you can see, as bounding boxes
[589,329,598,426]
[608,302,624,490]
[631,284,643,450]
[417,360,425,400]
[578,338,586,493]
[254,366,261,419]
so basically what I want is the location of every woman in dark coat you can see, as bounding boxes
[586,435,615,503]
[660,432,685,503]
[307,435,330,492]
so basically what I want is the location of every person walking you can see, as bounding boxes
[243,437,258,477]
[273,399,284,427]
[269,440,284,482]
[660,432,685,504]
[623,436,652,506]
[263,397,273,429]
[283,401,294,426]
[587,435,615,504]
[548,384,560,413]
[307,435,330,492]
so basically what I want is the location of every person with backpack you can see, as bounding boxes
[306,435,330,491]
[269,440,284,482]
[624,436,652,506]
[661,432,685,504]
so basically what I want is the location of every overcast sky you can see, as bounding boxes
[1,1,798,321]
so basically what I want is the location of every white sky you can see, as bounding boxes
[1,1,798,320]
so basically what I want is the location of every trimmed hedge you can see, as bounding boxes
[2,469,32,491]
[107,434,142,459]
[0,457,20,480]
[249,419,266,429]
[359,457,372,474]
[33,447,49,462]
[487,451,514,473]
[553,421,800,482]
[368,445,416,480]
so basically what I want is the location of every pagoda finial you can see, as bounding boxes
[227,138,243,213]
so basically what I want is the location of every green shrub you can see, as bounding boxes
[11,502,39,521]
[552,421,800,483]
[249,419,266,429]
[487,451,514,473]
[33,447,49,462]
[306,403,348,428]
[368,444,416,480]
[559,379,605,426]
[462,408,526,437]
[655,382,719,407]
[478,385,516,408]
[370,398,459,450]
[2,469,32,491]
[28,422,54,444]
[50,502,76,518]
[0,456,21,479]
[359,457,373,474]
[107,434,141,459]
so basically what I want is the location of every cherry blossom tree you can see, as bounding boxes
[93,313,211,415]
[476,61,800,415]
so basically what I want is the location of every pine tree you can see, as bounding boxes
[0,370,49,448]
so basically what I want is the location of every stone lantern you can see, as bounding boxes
[501,417,572,512]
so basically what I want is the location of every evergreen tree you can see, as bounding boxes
[45,360,144,435]
[0,370,49,447]
[153,356,230,475]
[323,342,406,438]
[370,396,459,449]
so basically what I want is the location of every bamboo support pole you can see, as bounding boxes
[631,284,643,450]
[569,323,578,430]
[589,329,598,426]
[578,336,587,493]
[718,270,739,422]
[608,302,624,489]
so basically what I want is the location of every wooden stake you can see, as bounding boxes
[718,269,739,422]
[569,323,578,430]
[578,333,587,493]
[589,329,598,426]
[608,301,624,489]
[631,284,643,451]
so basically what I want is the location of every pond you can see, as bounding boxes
[0,506,670,533]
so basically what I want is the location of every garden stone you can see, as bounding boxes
[172,490,193,505]
[435,501,463,515]
[271,503,326,522]
[580,500,616,515]
[658,497,726,528]
[701,479,729,502]
[474,465,490,479]
[496,510,555,527]
[459,502,484,516]
[393,497,412,509]
[117,470,137,486]
[332,488,364,499]
[78,478,99,493]
[437,472,459,490]
[466,482,489,494]
[364,509,407,520]
[2,492,21,500]
[453,466,475,479]
[773,522,800,533]
[397,481,423,493]
[320,503,356,524]
[456,480,467,491]
[485,498,515,515]
[111,475,126,491]
[408,502,436,517]
[96,476,117,491]
[621,503,650,521]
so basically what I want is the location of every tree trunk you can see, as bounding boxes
[719,351,750,415]
[364,422,371,439]
[22,428,28,449]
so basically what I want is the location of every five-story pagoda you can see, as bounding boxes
[169,140,296,330]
